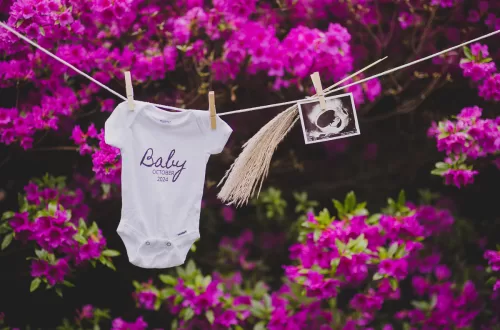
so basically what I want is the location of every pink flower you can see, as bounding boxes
[443,169,478,188]
[46,259,69,286]
[78,305,94,319]
[221,206,235,223]
[136,291,157,310]
[434,265,451,281]
[59,11,74,26]
[78,239,102,262]
[379,259,408,280]
[111,316,147,330]
[215,310,238,327]
[494,280,500,293]
[31,260,49,277]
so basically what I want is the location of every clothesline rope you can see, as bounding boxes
[1,21,499,116]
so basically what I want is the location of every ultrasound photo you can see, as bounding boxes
[297,93,360,144]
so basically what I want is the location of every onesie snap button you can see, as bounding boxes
[166,242,172,247]
[146,241,150,245]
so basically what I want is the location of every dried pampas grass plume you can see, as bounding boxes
[217,104,299,206]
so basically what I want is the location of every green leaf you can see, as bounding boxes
[254,321,266,330]
[104,259,116,271]
[63,281,74,287]
[354,236,368,252]
[16,19,24,28]
[463,46,474,60]
[411,300,430,311]
[56,287,63,297]
[171,319,178,330]
[185,260,196,276]
[89,222,99,235]
[430,294,437,309]
[19,194,28,212]
[35,250,49,260]
[1,211,15,221]
[174,294,183,305]
[73,234,86,244]
[205,310,215,324]
[335,239,345,253]
[183,307,194,321]
[372,272,383,280]
[367,213,381,224]
[333,199,344,216]
[378,247,388,259]
[344,191,356,212]
[389,278,398,291]
[78,218,87,231]
[176,266,186,278]
[313,229,321,242]
[48,200,58,215]
[387,242,398,257]
[431,168,447,176]
[159,274,177,286]
[317,208,331,225]
[397,190,406,206]
[1,233,13,250]
[30,278,41,292]
[250,300,267,318]
[39,26,45,36]
[263,294,272,309]
[435,162,449,169]
[101,249,120,257]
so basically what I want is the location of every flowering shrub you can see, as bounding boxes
[459,43,500,101]
[71,124,121,186]
[427,105,500,188]
[2,0,500,328]
[485,248,500,297]
[0,0,362,153]
[56,304,147,330]
[123,190,500,329]
[133,260,266,329]
[0,175,119,295]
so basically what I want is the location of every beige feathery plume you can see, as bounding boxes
[217,104,299,206]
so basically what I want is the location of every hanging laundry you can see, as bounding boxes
[104,100,232,268]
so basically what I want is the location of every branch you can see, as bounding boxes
[29,146,78,151]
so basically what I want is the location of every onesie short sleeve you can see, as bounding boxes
[104,102,127,149]
[197,112,233,154]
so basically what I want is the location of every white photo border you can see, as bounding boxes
[297,92,361,145]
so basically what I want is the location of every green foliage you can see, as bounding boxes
[332,191,368,220]
[382,190,412,216]
[254,187,287,220]
[1,233,13,250]
[431,161,451,176]
[55,307,111,330]
[293,192,319,214]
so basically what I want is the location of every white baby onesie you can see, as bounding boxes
[104,100,232,269]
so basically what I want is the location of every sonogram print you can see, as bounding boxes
[297,93,360,144]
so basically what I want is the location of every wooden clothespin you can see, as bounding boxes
[124,71,134,111]
[208,91,216,130]
[310,72,326,111]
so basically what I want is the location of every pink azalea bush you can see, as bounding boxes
[56,304,148,330]
[427,105,500,188]
[0,175,119,295]
[1,0,500,328]
[126,191,499,329]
